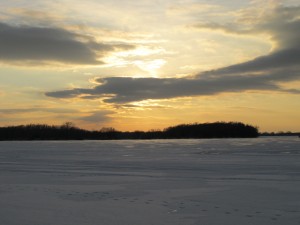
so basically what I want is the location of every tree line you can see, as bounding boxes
[260,131,300,137]
[0,122,259,140]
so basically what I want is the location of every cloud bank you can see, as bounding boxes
[45,69,299,104]
[0,22,134,65]
[45,4,300,103]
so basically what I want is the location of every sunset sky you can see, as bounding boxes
[0,0,299,132]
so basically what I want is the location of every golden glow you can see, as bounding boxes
[117,46,166,57]
[0,0,299,132]
[132,59,166,75]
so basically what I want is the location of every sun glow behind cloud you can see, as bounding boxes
[0,0,299,132]
[103,46,167,75]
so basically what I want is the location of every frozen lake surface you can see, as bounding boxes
[0,137,299,225]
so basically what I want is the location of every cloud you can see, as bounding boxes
[0,22,135,65]
[45,4,300,104]
[168,3,221,15]
[45,68,298,104]
[201,48,300,77]
[192,4,300,77]
[0,107,113,124]
[194,4,300,50]
[79,110,113,123]
[0,107,79,114]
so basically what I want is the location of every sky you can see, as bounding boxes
[0,0,299,132]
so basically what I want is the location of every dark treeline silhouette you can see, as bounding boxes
[164,122,259,138]
[0,122,259,141]
[260,131,300,137]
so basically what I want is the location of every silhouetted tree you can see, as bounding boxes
[0,121,259,140]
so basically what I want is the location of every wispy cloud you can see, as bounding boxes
[0,107,79,114]
[79,110,113,123]
[167,3,222,15]
[193,3,300,50]
[0,107,114,125]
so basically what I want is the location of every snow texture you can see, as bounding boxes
[0,137,299,225]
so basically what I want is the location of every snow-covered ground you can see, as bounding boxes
[0,137,299,225]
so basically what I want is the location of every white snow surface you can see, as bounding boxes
[0,137,299,225]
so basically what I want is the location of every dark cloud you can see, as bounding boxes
[0,22,135,65]
[45,4,300,103]
[201,48,300,77]
[45,68,298,104]
[257,5,300,50]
